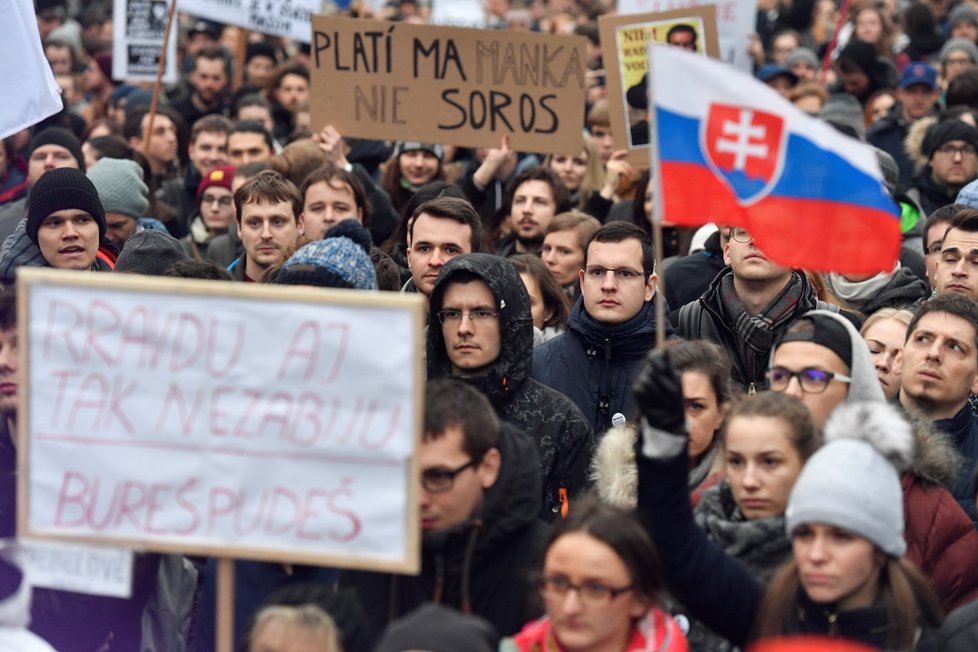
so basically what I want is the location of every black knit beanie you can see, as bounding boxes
[923,120,978,159]
[27,168,106,245]
[27,127,86,172]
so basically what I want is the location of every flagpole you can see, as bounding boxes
[647,43,666,352]
[143,0,178,157]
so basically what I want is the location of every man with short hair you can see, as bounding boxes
[406,196,483,298]
[899,294,978,522]
[427,253,594,518]
[203,162,271,267]
[666,24,697,51]
[227,170,304,281]
[495,167,568,257]
[912,121,978,216]
[675,226,834,393]
[169,44,230,128]
[157,114,232,235]
[923,204,962,291]
[533,222,671,433]
[869,63,941,189]
[123,107,181,182]
[227,120,275,167]
[934,207,978,301]
[343,378,547,639]
[0,127,85,242]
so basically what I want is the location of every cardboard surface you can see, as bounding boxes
[599,7,719,167]
[310,15,588,153]
[17,269,423,573]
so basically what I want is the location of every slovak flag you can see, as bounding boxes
[649,45,901,275]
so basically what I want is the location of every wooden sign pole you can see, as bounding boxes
[143,0,178,156]
[233,30,249,91]
[216,557,235,652]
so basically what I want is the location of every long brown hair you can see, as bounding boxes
[753,557,943,649]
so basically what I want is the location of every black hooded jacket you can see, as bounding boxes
[427,253,594,518]
[341,423,549,640]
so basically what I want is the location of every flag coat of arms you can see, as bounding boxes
[649,45,901,275]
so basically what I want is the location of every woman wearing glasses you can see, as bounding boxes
[633,350,944,649]
[501,499,687,652]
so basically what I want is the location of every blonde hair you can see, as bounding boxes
[248,604,342,652]
[860,307,914,337]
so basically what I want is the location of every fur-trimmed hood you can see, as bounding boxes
[909,416,964,487]
[589,424,638,508]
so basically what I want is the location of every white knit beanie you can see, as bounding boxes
[785,402,914,557]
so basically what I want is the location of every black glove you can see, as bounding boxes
[632,349,686,437]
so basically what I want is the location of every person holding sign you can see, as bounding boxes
[426,252,594,519]
[342,378,548,640]
[227,170,304,282]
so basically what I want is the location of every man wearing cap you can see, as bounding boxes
[182,165,236,259]
[169,44,230,129]
[755,63,797,98]
[88,157,168,249]
[911,120,978,216]
[869,63,941,190]
[0,127,85,243]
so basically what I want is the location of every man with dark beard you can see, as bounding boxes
[494,167,569,257]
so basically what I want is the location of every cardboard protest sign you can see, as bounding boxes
[310,16,588,153]
[112,0,178,83]
[618,0,754,71]
[178,0,320,43]
[599,7,719,167]
[18,270,424,574]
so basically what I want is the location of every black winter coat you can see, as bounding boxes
[427,253,595,518]
[341,423,549,640]
[532,295,673,435]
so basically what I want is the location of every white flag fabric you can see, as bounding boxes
[0,0,63,140]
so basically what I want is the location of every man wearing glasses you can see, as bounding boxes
[180,164,236,259]
[343,378,548,639]
[912,121,978,217]
[426,253,593,520]
[675,225,833,394]
[533,222,671,433]
[769,310,884,430]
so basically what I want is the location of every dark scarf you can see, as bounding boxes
[693,480,792,581]
[719,272,805,384]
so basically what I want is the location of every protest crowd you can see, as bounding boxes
[9,0,978,650]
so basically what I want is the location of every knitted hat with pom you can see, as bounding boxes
[276,219,377,290]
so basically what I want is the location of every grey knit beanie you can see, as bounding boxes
[87,158,149,219]
[940,37,978,65]
[114,230,189,275]
[785,47,819,71]
[26,167,105,245]
[785,402,913,557]
[276,219,378,290]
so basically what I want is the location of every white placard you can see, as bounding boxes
[21,539,133,599]
[19,270,423,573]
[112,0,179,83]
[179,0,323,44]
[431,0,487,28]
[617,0,756,71]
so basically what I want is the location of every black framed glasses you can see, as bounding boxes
[536,575,634,606]
[767,366,852,394]
[421,458,481,493]
[582,266,646,282]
